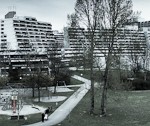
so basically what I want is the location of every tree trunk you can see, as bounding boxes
[54,84,57,94]
[32,87,35,98]
[38,86,40,102]
[90,35,95,114]
[144,71,147,81]
[90,66,95,114]
[100,27,115,116]
[53,78,57,94]
[100,64,108,116]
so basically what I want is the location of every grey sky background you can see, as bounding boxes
[132,0,150,21]
[0,0,76,31]
[0,0,149,31]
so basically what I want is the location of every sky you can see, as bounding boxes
[132,0,150,21]
[0,0,76,32]
[0,0,149,31]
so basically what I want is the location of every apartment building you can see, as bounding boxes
[0,51,49,77]
[0,11,63,77]
[138,21,150,70]
[53,30,64,48]
[63,26,147,67]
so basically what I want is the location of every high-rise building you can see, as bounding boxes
[0,11,63,77]
[63,26,147,67]
[0,11,54,51]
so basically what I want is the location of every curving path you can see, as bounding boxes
[23,75,91,126]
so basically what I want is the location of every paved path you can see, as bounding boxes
[23,75,91,126]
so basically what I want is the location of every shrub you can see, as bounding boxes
[0,76,8,88]
[132,79,150,90]
[54,69,71,86]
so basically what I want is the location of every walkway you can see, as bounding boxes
[23,75,91,126]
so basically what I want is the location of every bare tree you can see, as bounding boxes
[23,74,36,98]
[100,0,133,116]
[35,72,51,102]
[67,13,79,28]
[47,32,63,94]
[142,32,150,80]
[74,0,133,116]
[75,0,104,114]
[0,76,8,88]
[123,29,146,78]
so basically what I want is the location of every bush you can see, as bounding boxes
[0,76,8,88]
[54,69,71,86]
[132,79,150,90]
[55,73,71,85]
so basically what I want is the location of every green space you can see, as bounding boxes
[72,70,103,82]
[60,89,150,126]
[0,114,41,126]
[0,77,83,126]
[1,72,150,126]
[70,77,84,85]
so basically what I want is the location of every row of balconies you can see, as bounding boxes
[69,37,145,44]
[0,46,7,50]
[68,28,145,34]
[14,28,52,34]
[16,36,55,41]
[0,56,48,62]
[15,31,53,37]
[16,35,52,39]
[14,27,50,32]
[0,67,49,76]
[13,22,51,29]
[68,44,146,50]
[13,19,51,26]
[1,39,7,42]
[63,49,145,58]
[69,34,146,39]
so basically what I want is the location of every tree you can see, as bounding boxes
[75,0,104,114]
[36,72,48,102]
[0,76,8,88]
[23,60,53,100]
[32,72,52,102]
[99,0,133,116]
[75,0,133,115]
[47,31,64,94]
[142,33,150,80]
[121,29,146,79]
[67,13,79,28]
[23,74,36,98]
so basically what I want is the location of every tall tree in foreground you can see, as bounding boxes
[75,0,133,115]
[100,0,133,116]
[75,0,104,114]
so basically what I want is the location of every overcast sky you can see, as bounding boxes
[0,0,149,31]
[0,0,76,32]
[132,0,150,21]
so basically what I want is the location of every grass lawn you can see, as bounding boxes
[71,70,91,79]
[70,77,84,85]
[0,114,42,126]
[60,89,150,126]
[71,69,103,82]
